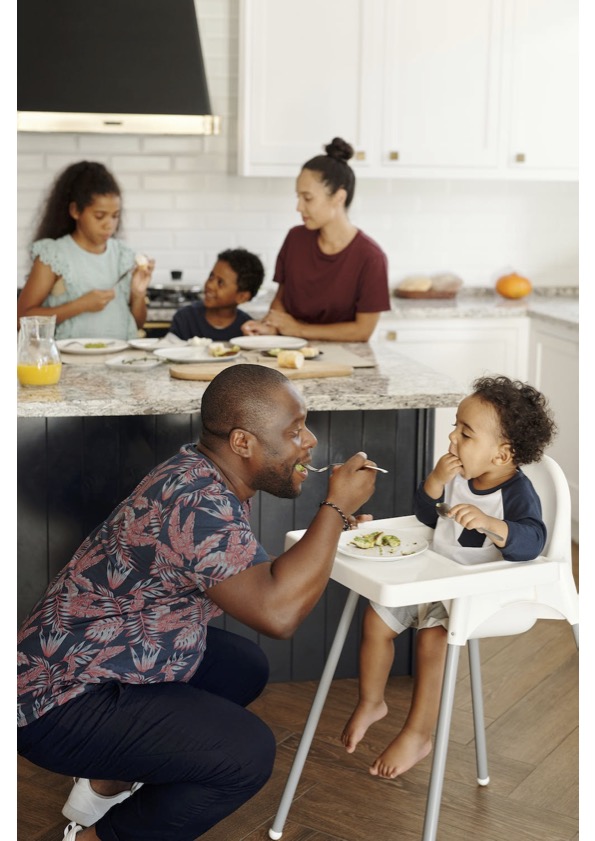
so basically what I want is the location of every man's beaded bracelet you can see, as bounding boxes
[319,500,351,531]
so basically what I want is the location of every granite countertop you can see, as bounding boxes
[17,342,465,419]
[384,289,579,328]
[238,287,579,329]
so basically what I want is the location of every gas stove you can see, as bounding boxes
[147,284,202,309]
[144,276,203,335]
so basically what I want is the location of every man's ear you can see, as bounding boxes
[228,428,257,458]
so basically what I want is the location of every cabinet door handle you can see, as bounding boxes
[515,153,526,163]
[355,150,366,161]
[389,151,399,161]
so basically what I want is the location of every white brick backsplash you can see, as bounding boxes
[16,1,579,291]
[112,156,172,173]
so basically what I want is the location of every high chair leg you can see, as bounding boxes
[422,642,461,841]
[269,589,360,840]
[468,638,489,785]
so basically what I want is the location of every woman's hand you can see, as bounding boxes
[262,309,303,337]
[241,319,279,336]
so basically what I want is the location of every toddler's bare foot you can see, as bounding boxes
[341,699,388,753]
[369,728,432,779]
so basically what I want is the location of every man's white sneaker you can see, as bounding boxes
[62,777,143,826]
[63,823,83,839]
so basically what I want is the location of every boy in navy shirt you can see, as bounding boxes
[341,375,556,780]
[170,248,264,341]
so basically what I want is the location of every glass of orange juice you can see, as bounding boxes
[17,315,62,386]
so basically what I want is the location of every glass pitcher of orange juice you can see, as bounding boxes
[17,315,62,386]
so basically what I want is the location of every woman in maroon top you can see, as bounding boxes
[242,137,390,342]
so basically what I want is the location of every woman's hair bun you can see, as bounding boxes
[324,137,354,163]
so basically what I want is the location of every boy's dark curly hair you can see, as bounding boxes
[472,375,557,466]
[218,248,264,300]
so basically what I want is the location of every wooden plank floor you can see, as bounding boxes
[17,546,579,841]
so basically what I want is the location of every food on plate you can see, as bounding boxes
[209,343,240,358]
[300,346,320,359]
[121,356,155,365]
[135,253,149,269]
[187,337,212,347]
[495,271,532,299]
[349,531,402,553]
[277,350,305,369]
[83,341,108,349]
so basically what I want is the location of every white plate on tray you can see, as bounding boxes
[337,529,429,561]
[229,335,307,351]
[153,346,241,364]
[57,338,129,355]
[128,338,162,350]
[105,354,164,371]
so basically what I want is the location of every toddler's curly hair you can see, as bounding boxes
[472,375,557,466]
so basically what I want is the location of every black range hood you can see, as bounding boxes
[17,0,220,135]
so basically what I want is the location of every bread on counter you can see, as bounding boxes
[277,350,305,369]
[395,272,463,299]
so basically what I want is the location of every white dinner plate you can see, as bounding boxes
[57,338,129,355]
[337,529,429,561]
[229,335,307,351]
[128,338,161,350]
[153,346,242,364]
[105,355,164,371]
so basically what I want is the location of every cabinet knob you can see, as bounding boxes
[355,150,366,161]
[389,151,399,161]
[386,330,397,341]
[515,153,526,163]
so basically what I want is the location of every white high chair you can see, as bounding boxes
[269,455,579,841]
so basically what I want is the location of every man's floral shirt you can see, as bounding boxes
[17,445,268,726]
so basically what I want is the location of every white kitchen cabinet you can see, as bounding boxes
[371,314,530,457]
[238,0,577,181]
[502,0,578,177]
[377,0,502,172]
[237,0,370,176]
[528,316,579,537]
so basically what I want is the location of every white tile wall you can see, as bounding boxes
[16,0,579,296]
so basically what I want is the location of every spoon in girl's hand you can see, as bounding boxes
[435,502,504,541]
[304,463,388,474]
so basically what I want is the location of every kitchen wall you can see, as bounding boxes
[16,0,579,296]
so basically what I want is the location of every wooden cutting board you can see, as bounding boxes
[169,359,354,381]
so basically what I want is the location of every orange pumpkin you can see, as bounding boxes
[495,272,532,299]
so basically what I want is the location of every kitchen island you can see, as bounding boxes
[18,341,464,681]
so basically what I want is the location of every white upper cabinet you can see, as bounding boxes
[237,0,370,175]
[502,0,578,176]
[378,0,502,171]
[238,0,578,180]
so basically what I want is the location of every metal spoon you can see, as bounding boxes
[305,463,388,474]
[435,502,504,541]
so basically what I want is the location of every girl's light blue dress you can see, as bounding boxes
[31,235,138,340]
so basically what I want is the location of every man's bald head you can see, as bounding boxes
[200,364,294,443]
